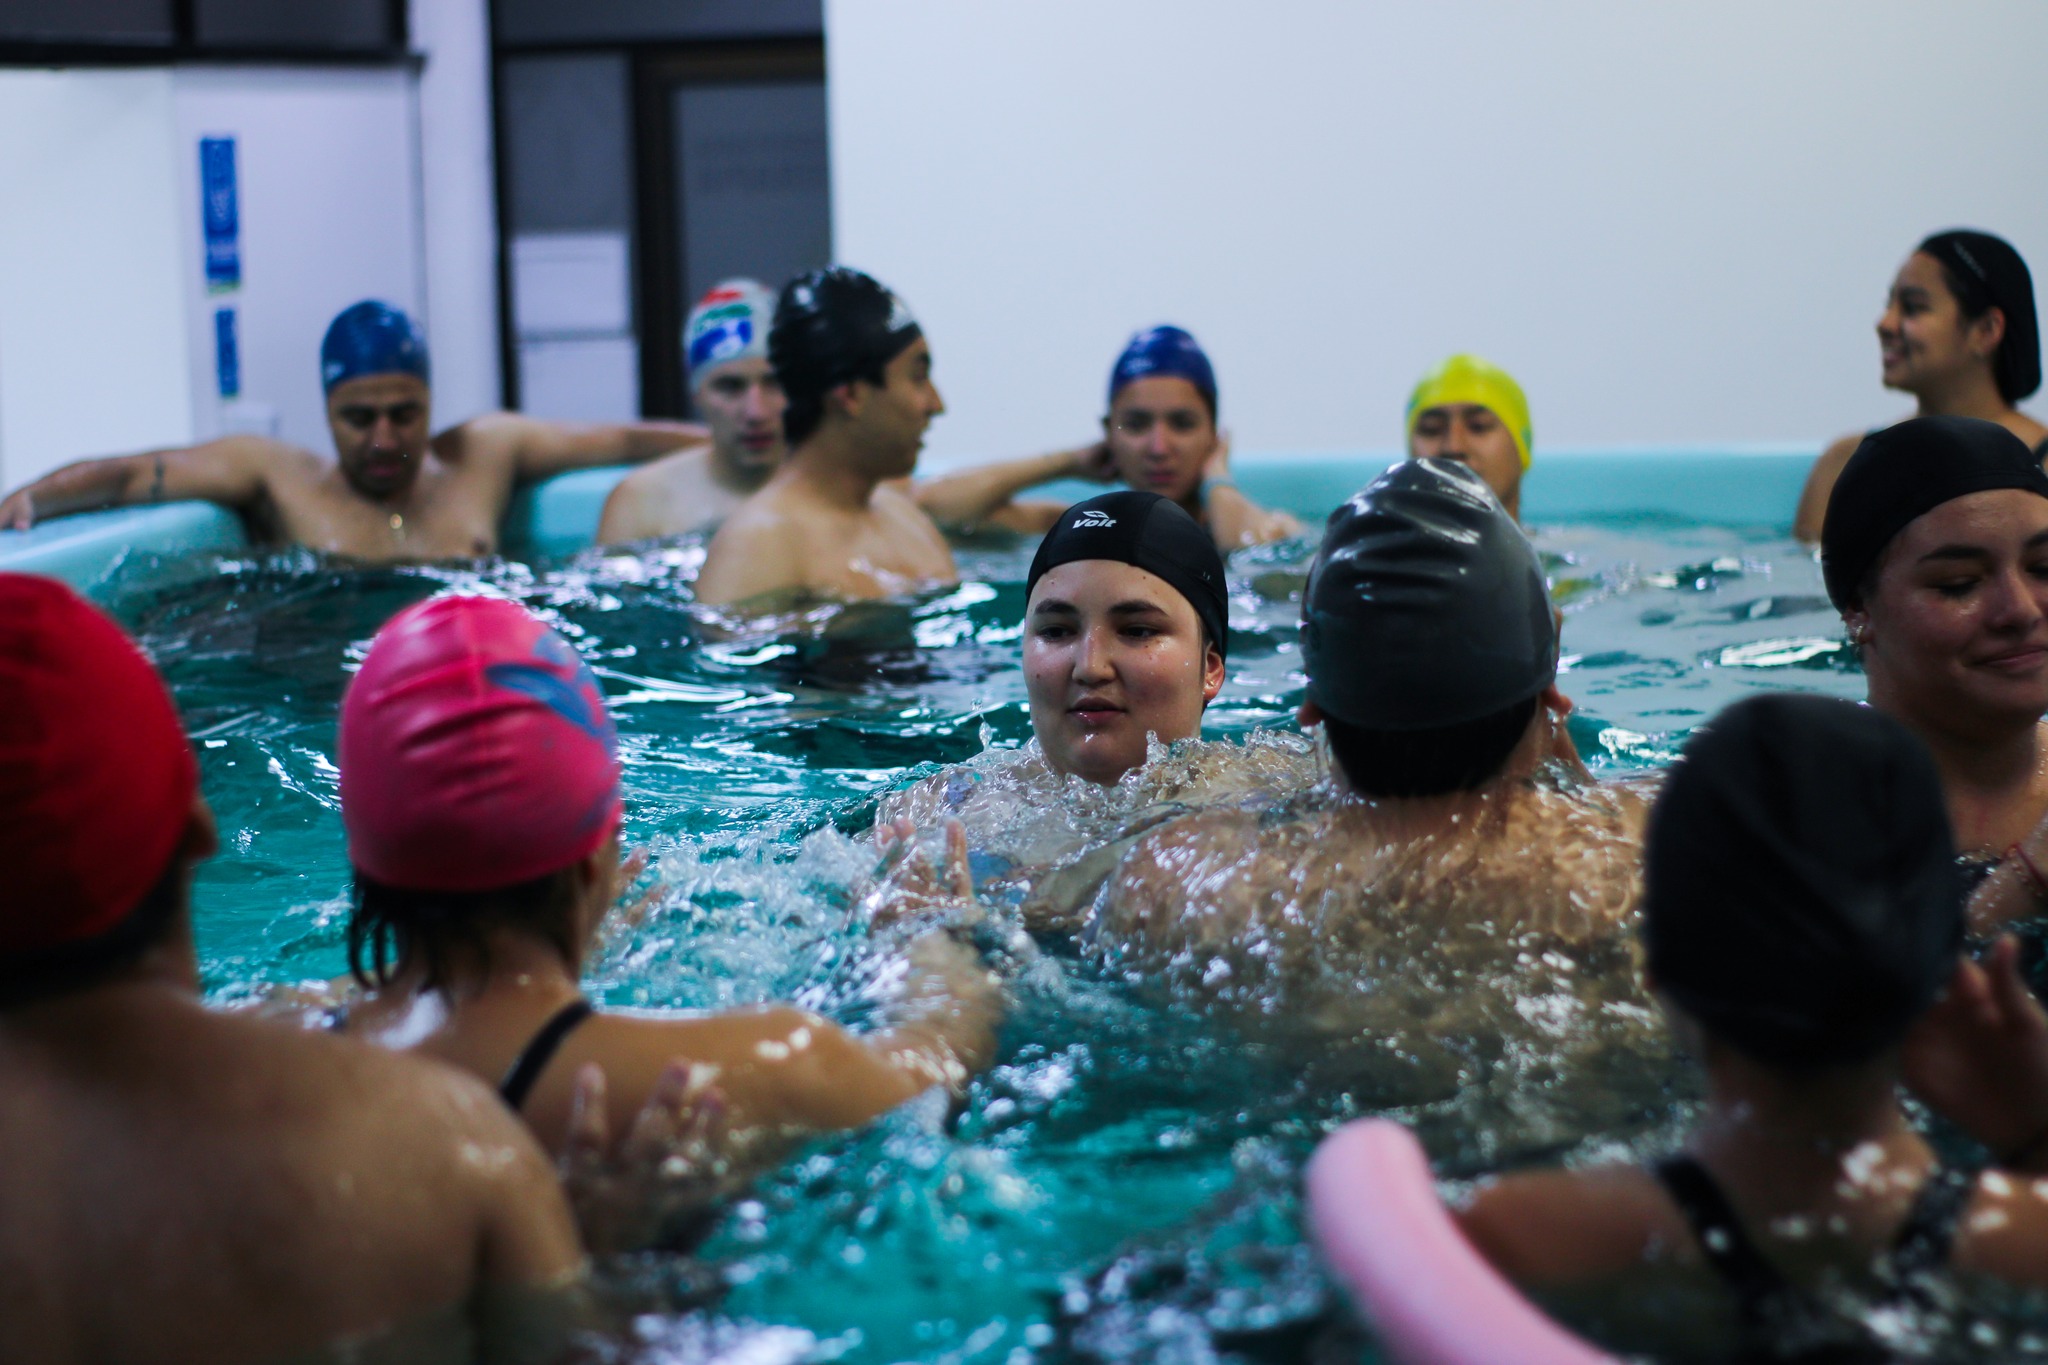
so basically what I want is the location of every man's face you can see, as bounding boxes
[327,373,431,500]
[848,337,944,477]
[694,356,786,479]
[1408,403,1522,513]
[1104,376,1216,506]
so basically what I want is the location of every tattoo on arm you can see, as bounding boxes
[149,454,165,503]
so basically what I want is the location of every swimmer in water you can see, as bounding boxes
[1092,459,1644,1019]
[0,574,589,1364]
[694,268,958,608]
[0,300,709,563]
[1817,417,2048,936]
[1404,353,1532,519]
[1795,230,2046,541]
[1458,693,2048,1362]
[598,279,787,544]
[331,595,1004,1246]
[911,325,1302,548]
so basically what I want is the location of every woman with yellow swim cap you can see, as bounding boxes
[1405,354,1532,519]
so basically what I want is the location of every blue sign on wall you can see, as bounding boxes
[214,307,240,399]
[200,136,240,291]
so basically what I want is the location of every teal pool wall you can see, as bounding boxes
[0,449,1814,594]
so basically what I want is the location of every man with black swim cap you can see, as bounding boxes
[1460,693,2048,1360]
[0,299,710,562]
[696,267,958,607]
[1095,459,1646,1021]
[1796,228,2046,540]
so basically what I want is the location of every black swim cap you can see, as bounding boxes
[1646,694,1962,1071]
[1919,230,2040,403]
[1819,414,2048,609]
[769,267,923,409]
[1301,459,1554,729]
[1025,491,1229,661]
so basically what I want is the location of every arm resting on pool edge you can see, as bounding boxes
[434,413,711,486]
[0,436,283,529]
[911,443,1110,533]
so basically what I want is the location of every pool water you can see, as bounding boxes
[105,501,1857,1365]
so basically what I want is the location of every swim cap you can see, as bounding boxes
[685,278,775,379]
[1301,459,1554,729]
[1025,491,1230,660]
[340,596,621,894]
[1406,354,1532,471]
[321,300,430,393]
[769,267,922,406]
[1819,414,2048,609]
[1918,229,2040,403]
[1646,694,1961,1070]
[0,574,197,959]
[1107,326,1217,417]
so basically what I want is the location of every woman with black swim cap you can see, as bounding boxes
[1458,693,2048,1361]
[1820,415,2048,935]
[1796,229,2046,539]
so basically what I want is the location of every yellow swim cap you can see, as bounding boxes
[1405,354,1532,471]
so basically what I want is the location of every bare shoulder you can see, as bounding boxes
[1111,808,1269,913]
[1456,1163,1681,1289]
[429,412,535,468]
[1955,1170,2048,1292]
[1793,430,1876,541]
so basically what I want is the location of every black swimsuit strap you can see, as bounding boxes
[1654,1154,1795,1305]
[1888,1159,1972,1283]
[2032,434,2048,462]
[498,999,595,1112]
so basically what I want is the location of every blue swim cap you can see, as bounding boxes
[321,301,430,393]
[1108,325,1217,416]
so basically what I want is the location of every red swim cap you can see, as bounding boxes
[340,596,621,892]
[0,574,198,958]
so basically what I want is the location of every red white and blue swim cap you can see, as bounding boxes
[686,278,775,378]
[340,596,621,892]
[0,574,198,957]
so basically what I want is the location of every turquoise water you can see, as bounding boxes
[102,493,1854,1364]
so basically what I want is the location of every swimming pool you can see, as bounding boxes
[4,451,1853,1363]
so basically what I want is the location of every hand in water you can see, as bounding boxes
[867,818,977,933]
[1903,935,2048,1170]
[1,489,33,531]
[560,1060,733,1256]
[593,846,663,954]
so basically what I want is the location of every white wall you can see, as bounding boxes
[825,1,2048,468]
[0,70,193,490]
[172,67,424,455]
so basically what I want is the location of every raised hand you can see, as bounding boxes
[558,1060,733,1255]
[866,818,977,933]
[1903,936,2048,1170]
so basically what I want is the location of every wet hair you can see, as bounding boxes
[1319,693,1539,798]
[347,866,581,991]
[770,268,923,446]
[1917,230,2040,403]
[0,854,185,1009]
[781,356,889,446]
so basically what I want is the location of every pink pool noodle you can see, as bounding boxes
[1305,1119,1620,1365]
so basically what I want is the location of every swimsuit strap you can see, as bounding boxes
[1653,1154,1795,1306]
[2031,434,2048,462]
[1887,1159,1972,1284]
[498,999,595,1112]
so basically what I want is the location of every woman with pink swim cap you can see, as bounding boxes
[331,594,1006,1243]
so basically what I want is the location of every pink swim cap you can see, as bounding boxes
[340,596,621,892]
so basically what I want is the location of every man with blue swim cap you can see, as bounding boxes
[912,324,1301,549]
[0,299,711,562]
[598,279,790,543]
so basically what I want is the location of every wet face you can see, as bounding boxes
[1104,376,1216,506]
[1855,489,2048,738]
[1024,559,1225,785]
[1878,252,2002,397]
[327,373,431,500]
[693,356,787,480]
[848,337,944,477]
[1408,403,1522,513]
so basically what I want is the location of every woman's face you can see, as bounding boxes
[1024,559,1225,785]
[1103,376,1216,506]
[1877,251,1995,396]
[1856,489,2048,737]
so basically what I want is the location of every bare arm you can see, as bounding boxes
[0,436,284,529]
[595,462,681,546]
[438,413,710,486]
[693,511,804,607]
[1791,433,1866,543]
[913,443,1109,532]
[1199,437,1301,548]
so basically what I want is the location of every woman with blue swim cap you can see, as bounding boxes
[0,299,713,563]
[911,325,1301,549]
[1795,229,2046,541]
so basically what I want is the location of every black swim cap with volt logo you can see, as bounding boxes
[1025,491,1230,660]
